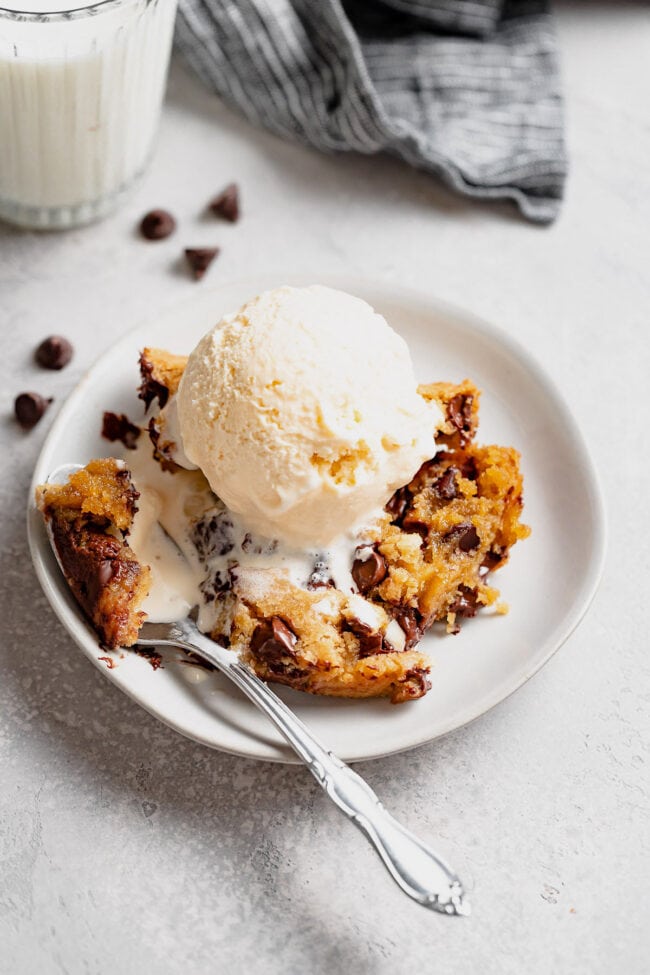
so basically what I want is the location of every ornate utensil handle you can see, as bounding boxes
[153,620,469,916]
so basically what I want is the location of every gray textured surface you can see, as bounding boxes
[1,5,649,973]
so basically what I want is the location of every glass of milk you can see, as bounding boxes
[0,0,178,229]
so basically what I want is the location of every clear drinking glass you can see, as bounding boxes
[0,0,178,229]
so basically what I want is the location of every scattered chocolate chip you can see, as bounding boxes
[140,209,176,240]
[447,394,474,443]
[352,548,387,593]
[357,630,386,658]
[96,559,115,588]
[432,467,459,501]
[35,335,73,370]
[98,656,117,669]
[395,609,421,649]
[385,486,410,523]
[101,411,140,450]
[251,617,298,666]
[14,392,52,428]
[209,183,239,222]
[449,585,481,619]
[184,247,219,281]
[444,522,480,552]
[400,515,429,541]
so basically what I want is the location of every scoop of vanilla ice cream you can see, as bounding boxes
[177,285,442,546]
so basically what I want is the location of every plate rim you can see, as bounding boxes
[27,274,608,764]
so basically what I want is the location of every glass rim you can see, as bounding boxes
[0,0,147,22]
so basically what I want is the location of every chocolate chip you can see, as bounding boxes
[461,456,478,481]
[184,248,219,280]
[14,392,52,428]
[414,455,444,481]
[444,523,480,552]
[352,549,387,593]
[209,183,239,222]
[251,617,298,665]
[395,609,421,649]
[35,335,73,370]
[357,631,386,658]
[101,411,140,450]
[385,486,410,523]
[432,467,459,501]
[137,352,168,411]
[482,547,504,571]
[400,515,429,540]
[97,560,115,587]
[140,209,176,240]
[449,585,480,618]
[447,394,474,442]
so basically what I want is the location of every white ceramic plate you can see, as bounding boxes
[28,275,606,763]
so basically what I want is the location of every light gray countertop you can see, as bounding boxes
[1,4,648,973]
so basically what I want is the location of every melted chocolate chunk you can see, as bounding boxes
[395,609,421,649]
[14,392,52,428]
[482,547,505,571]
[444,523,480,552]
[140,209,176,240]
[138,352,170,411]
[209,183,239,222]
[96,559,116,588]
[432,467,459,501]
[447,394,474,443]
[251,617,298,666]
[449,585,481,618]
[352,548,387,593]
[400,515,429,541]
[461,456,478,481]
[385,486,410,523]
[101,411,141,450]
[414,453,446,482]
[401,666,432,697]
[35,335,73,370]
[185,247,220,281]
[357,630,386,658]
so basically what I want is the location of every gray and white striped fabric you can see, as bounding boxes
[176,0,566,222]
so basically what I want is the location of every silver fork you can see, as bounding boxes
[138,616,470,916]
[43,465,469,916]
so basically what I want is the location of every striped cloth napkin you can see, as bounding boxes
[176,0,566,222]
